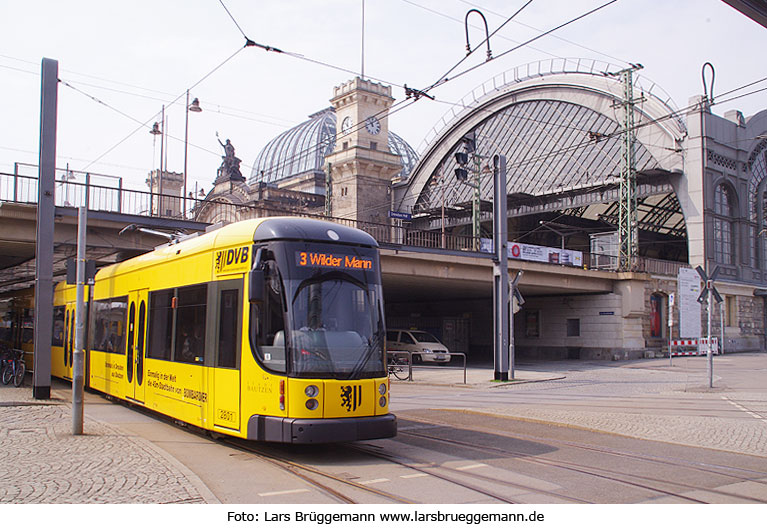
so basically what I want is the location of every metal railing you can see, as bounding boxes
[387,350,467,384]
[1,170,206,220]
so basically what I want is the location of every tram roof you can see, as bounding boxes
[92,217,378,281]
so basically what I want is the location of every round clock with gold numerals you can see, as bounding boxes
[365,115,381,135]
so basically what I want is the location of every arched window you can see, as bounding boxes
[714,184,734,265]
[748,142,767,269]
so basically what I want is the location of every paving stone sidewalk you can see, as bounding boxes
[397,357,767,458]
[0,385,218,504]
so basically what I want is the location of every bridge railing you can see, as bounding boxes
[0,171,201,219]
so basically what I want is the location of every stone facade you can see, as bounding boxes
[195,77,403,228]
[147,170,184,217]
[326,78,401,224]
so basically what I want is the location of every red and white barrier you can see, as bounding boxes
[668,338,719,357]
[670,338,698,357]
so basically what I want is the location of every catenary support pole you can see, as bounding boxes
[708,287,713,388]
[493,154,509,381]
[73,206,87,435]
[33,58,58,400]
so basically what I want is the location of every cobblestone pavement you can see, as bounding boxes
[0,385,218,504]
[393,354,767,457]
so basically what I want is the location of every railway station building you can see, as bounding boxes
[135,61,767,362]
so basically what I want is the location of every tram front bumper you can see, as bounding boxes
[247,413,397,444]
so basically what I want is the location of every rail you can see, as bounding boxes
[0,169,691,276]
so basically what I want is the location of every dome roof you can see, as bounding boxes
[249,107,418,187]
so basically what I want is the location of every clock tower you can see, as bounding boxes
[326,77,402,224]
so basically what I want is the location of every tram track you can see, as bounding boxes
[347,442,591,503]
[224,438,415,504]
[393,415,767,504]
[226,436,579,504]
[401,411,767,485]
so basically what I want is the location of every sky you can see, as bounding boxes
[1,0,765,194]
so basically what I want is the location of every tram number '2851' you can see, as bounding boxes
[217,408,236,422]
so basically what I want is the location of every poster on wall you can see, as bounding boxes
[677,267,702,339]
[480,238,583,267]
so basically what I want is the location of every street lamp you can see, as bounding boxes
[149,109,164,217]
[184,91,202,218]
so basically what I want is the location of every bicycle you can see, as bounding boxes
[1,348,26,387]
[387,353,409,381]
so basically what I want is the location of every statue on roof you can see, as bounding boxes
[216,133,244,182]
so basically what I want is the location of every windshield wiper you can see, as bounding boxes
[346,332,383,381]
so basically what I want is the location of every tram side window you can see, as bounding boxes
[148,290,173,361]
[218,289,239,369]
[92,297,128,354]
[174,285,207,365]
[52,306,65,347]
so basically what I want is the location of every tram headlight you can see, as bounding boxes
[305,385,319,398]
[378,383,387,395]
[306,398,319,410]
[379,396,387,407]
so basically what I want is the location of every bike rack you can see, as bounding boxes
[387,350,467,384]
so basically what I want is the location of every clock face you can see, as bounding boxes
[365,116,381,135]
[341,116,353,134]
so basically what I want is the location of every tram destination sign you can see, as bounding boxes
[296,251,374,271]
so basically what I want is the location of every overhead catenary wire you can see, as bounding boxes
[76,46,247,172]
[9,0,653,192]
[457,0,633,67]
[335,79,767,221]
[218,0,405,89]
[57,55,767,223]
[423,0,620,94]
[242,0,607,186]
[420,0,536,92]
[0,54,297,129]
[9,0,763,224]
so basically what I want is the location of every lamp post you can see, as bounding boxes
[184,90,202,218]
[149,114,163,216]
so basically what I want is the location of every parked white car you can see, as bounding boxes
[386,329,451,363]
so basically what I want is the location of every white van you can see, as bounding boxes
[386,329,451,363]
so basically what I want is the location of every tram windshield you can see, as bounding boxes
[255,241,385,379]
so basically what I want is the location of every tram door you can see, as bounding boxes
[213,284,242,431]
[63,302,76,380]
[127,289,148,403]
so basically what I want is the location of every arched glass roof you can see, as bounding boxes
[414,99,659,213]
[249,108,418,187]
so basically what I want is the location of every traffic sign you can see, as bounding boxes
[696,265,723,304]
[388,210,412,221]
[510,271,525,312]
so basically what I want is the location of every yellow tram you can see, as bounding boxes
[52,217,396,443]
